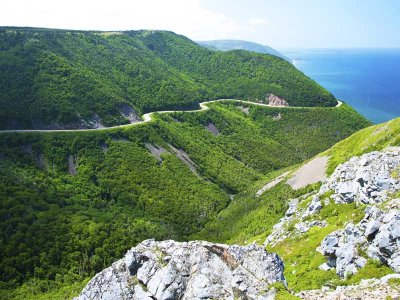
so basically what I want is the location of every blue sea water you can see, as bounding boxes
[282,49,400,123]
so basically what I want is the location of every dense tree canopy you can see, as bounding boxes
[0,27,336,129]
[0,102,370,298]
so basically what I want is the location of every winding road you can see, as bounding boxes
[0,99,342,134]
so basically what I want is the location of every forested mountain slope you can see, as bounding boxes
[194,116,400,297]
[0,27,335,130]
[197,39,289,61]
[0,102,368,299]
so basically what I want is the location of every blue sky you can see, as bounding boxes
[1,0,399,48]
[204,0,400,48]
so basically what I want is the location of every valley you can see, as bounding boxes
[0,27,399,300]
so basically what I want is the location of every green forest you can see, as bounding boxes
[0,102,370,299]
[0,27,336,129]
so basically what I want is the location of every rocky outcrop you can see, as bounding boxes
[318,222,368,278]
[264,193,328,247]
[267,94,289,107]
[68,155,77,176]
[297,274,400,300]
[75,239,286,300]
[238,106,250,115]
[319,201,400,277]
[320,148,400,204]
[145,143,166,162]
[316,148,400,278]
[205,122,220,136]
[265,148,400,278]
[168,145,199,178]
[120,104,141,123]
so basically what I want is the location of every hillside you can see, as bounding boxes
[193,116,400,297]
[0,101,369,299]
[0,27,336,130]
[76,141,400,300]
[197,39,289,61]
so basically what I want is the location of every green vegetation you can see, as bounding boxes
[325,117,400,174]
[263,119,400,292]
[268,202,366,292]
[197,39,289,61]
[192,103,370,243]
[339,259,393,286]
[193,179,321,244]
[4,26,393,299]
[0,102,368,298]
[0,27,336,129]
[194,116,399,294]
[270,282,300,300]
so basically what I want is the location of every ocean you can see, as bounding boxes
[282,48,400,123]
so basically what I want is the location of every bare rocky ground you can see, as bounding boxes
[75,240,285,300]
[297,274,400,300]
[286,156,329,190]
[204,122,220,136]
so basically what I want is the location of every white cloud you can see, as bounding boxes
[0,0,238,40]
[248,17,269,26]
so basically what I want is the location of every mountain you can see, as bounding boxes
[193,117,400,299]
[197,39,289,61]
[1,26,388,300]
[0,27,336,130]
[0,100,369,299]
[76,142,400,300]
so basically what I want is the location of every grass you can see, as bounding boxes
[271,282,301,300]
[325,117,400,175]
[268,202,367,292]
[337,259,393,286]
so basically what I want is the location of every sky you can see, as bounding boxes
[1,0,400,48]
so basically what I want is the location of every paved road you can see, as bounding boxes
[0,99,342,134]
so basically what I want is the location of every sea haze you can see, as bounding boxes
[282,48,400,123]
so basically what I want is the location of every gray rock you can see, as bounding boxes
[304,196,322,217]
[376,228,395,256]
[309,220,328,228]
[320,148,400,205]
[75,240,285,300]
[364,220,381,239]
[295,222,310,233]
[383,210,400,223]
[388,252,400,273]
[319,263,333,271]
[336,181,359,203]
[365,206,383,220]
[335,244,360,278]
[285,199,299,217]
[319,207,400,277]
[320,231,341,256]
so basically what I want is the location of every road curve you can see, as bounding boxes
[0,99,342,134]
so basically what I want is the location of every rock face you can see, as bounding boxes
[316,148,400,278]
[265,147,400,278]
[267,94,289,107]
[120,104,141,123]
[75,239,286,300]
[318,223,368,278]
[264,193,328,247]
[322,148,400,204]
